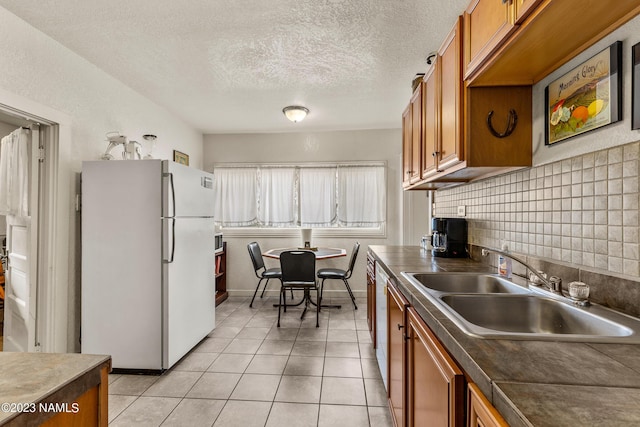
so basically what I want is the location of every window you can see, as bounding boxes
[213,163,386,231]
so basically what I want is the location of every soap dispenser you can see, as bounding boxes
[498,244,512,279]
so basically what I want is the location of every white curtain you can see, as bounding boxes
[0,128,29,217]
[213,168,257,226]
[258,167,297,226]
[300,167,336,227]
[337,166,385,226]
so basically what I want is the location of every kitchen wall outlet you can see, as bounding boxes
[457,205,466,217]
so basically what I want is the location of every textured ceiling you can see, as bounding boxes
[0,0,469,133]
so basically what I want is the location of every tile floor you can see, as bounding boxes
[108,295,393,426]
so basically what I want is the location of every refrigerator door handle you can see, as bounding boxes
[164,218,176,264]
[163,172,176,218]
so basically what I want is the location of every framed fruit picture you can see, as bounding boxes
[545,41,622,145]
[632,41,640,130]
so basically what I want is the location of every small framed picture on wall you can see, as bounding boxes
[545,41,622,145]
[632,41,640,130]
[173,150,189,166]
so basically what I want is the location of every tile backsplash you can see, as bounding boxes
[434,140,640,280]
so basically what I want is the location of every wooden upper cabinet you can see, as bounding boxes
[410,83,423,184]
[421,66,438,179]
[468,383,509,427]
[401,103,412,188]
[438,17,463,171]
[407,307,465,427]
[513,0,542,24]
[463,0,517,80]
[468,0,640,85]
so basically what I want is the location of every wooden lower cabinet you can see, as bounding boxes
[387,281,409,427]
[387,281,466,427]
[407,307,465,427]
[468,383,509,427]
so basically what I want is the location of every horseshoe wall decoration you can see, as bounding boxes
[486,109,518,138]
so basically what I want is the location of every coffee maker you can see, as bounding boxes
[431,217,468,258]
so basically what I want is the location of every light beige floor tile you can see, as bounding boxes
[275,375,322,404]
[323,357,363,378]
[110,396,180,427]
[208,326,242,339]
[173,351,219,372]
[230,373,281,401]
[265,327,299,341]
[361,358,383,379]
[327,329,358,342]
[245,317,277,328]
[142,371,203,398]
[328,318,357,330]
[291,340,326,357]
[355,319,369,331]
[207,353,253,373]
[257,339,294,355]
[357,329,373,343]
[161,398,226,426]
[284,356,325,377]
[108,374,122,384]
[325,342,360,358]
[236,326,271,339]
[213,400,272,427]
[364,378,388,407]
[186,372,242,399]
[318,404,369,427]
[194,338,232,353]
[245,354,289,375]
[277,313,303,328]
[217,317,251,329]
[320,377,366,406]
[109,375,159,396]
[295,327,328,342]
[359,342,377,359]
[223,338,263,354]
[266,402,319,427]
[108,395,137,423]
[368,406,394,427]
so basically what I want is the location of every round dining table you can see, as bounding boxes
[263,247,347,310]
[263,247,346,260]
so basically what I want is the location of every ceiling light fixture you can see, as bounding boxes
[283,106,309,123]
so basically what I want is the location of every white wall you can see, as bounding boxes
[203,129,403,298]
[532,14,640,166]
[0,7,204,351]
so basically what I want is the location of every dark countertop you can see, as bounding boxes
[369,245,640,427]
[0,352,111,426]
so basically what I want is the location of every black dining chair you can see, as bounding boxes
[317,242,360,310]
[248,242,283,308]
[278,250,319,327]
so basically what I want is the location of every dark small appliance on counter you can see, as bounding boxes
[431,217,468,258]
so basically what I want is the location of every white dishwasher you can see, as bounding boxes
[375,265,389,389]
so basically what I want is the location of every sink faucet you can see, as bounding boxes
[480,247,562,294]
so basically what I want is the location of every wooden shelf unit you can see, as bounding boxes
[215,241,227,306]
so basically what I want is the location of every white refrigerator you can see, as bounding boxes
[81,159,216,372]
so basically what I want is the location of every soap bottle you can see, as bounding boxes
[498,243,512,279]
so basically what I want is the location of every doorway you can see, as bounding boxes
[0,109,51,352]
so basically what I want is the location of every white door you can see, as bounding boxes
[4,127,40,352]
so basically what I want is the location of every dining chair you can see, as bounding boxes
[278,250,319,327]
[248,241,282,308]
[317,242,360,309]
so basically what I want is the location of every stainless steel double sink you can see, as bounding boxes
[401,272,640,343]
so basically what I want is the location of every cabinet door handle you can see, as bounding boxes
[397,323,404,330]
[432,151,439,157]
